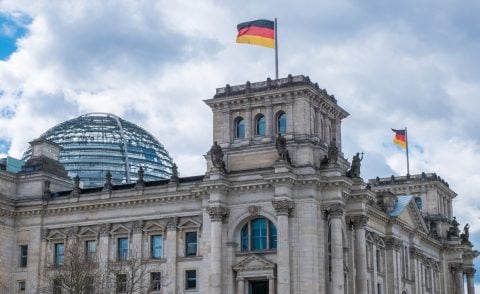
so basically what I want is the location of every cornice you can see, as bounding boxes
[12,192,199,217]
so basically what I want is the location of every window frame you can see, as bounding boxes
[185,269,197,291]
[255,114,266,136]
[54,243,65,266]
[19,244,28,268]
[18,280,26,291]
[85,240,96,261]
[234,117,245,139]
[150,235,163,260]
[150,272,162,292]
[185,231,198,257]
[276,111,287,134]
[117,237,129,261]
[240,217,277,252]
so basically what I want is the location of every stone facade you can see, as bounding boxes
[0,75,477,294]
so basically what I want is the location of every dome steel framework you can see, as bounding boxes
[22,113,173,188]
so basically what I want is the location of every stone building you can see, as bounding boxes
[0,75,477,294]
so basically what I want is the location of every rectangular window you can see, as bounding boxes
[117,238,128,261]
[19,245,28,267]
[54,243,64,266]
[185,232,197,256]
[18,280,26,291]
[376,249,381,272]
[377,283,382,294]
[185,270,197,290]
[53,279,62,294]
[85,240,96,261]
[150,235,163,259]
[150,272,162,291]
[116,274,127,293]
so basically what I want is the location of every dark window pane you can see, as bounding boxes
[150,272,162,291]
[277,112,286,133]
[116,274,127,293]
[251,218,267,250]
[185,270,197,289]
[185,232,197,256]
[256,115,266,136]
[269,221,277,249]
[86,240,96,261]
[241,225,249,251]
[19,245,28,267]
[235,118,245,138]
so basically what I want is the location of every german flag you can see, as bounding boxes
[236,19,275,48]
[392,129,406,149]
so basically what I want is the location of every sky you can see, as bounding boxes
[0,0,479,287]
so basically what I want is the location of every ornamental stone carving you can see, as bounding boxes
[272,199,295,216]
[166,217,178,230]
[210,141,226,172]
[207,206,230,222]
[328,203,344,217]
[349,215,369,229]
[248,205,261,216]
[99,223,111,236]
[132,220,144,233]
[385,236,402,250]
[465,268,476,278]
[450,262,463,273]
[66,226,79,238]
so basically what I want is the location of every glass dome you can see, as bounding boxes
[22,113,173,188]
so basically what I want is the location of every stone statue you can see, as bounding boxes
[461,224,470,245]
[447,217,460,240]
[210,141,226,171]
[275,133,291,164]
[327,139,339,164]
[137,166,145,183]
[347,152,363,178]
[172,163,179,179]
[452,217,460,236]
[320,155,329,167]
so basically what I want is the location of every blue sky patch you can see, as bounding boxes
[0,12,32,60]
[0,138,11,154]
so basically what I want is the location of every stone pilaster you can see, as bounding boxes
[272,199,294,294]
[207,206,229,294]
[451,263,464,294]
[98,223,110,273]
[385,236,401,294]
[328,203,345,294]
[131,220,144,259]
[165,217,178,294]
[465,268,476,294]
[237,277,245,294]
[349,215,368,294]
[268,275,275,294]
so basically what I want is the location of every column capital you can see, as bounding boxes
[385,236,402,250]
[348,215,369,229]
[272,199,295,216]
[207,206,230,222]
[99,223,111,236]
[131,220,144,233]
[450,262,464,273]
[328,203,345,217]
[465,268,476,278]
[236,276,245,282]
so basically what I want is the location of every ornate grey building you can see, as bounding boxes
[0,75,477,294]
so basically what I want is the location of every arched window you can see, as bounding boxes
[255,115,266,136]
[234,117,245,138]
[277,112,286,134]
[240,218,277,251]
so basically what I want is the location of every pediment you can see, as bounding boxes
[397,201,428,233]
[78,227,98,238]
[233,254,276,272]
[143,221,165,232]
[178,218,201,229]
[46,230,67,241]
[110,224,130,235]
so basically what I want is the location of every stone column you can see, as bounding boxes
[166,217,178,294]
[329,204,345,294]
[385,237,400,294]
[207,206,229,294]
[349,215,368,294]
[223,110,232,143]
[272,199,295,294]
[286,98,294,134]
[268,275,275,294]
[451,263,464,294]
[466,268,476,294]
[237,277,245,294]
[131,220,144,258]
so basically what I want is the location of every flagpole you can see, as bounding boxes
[274,17,278,79]
[405,127,410,176]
